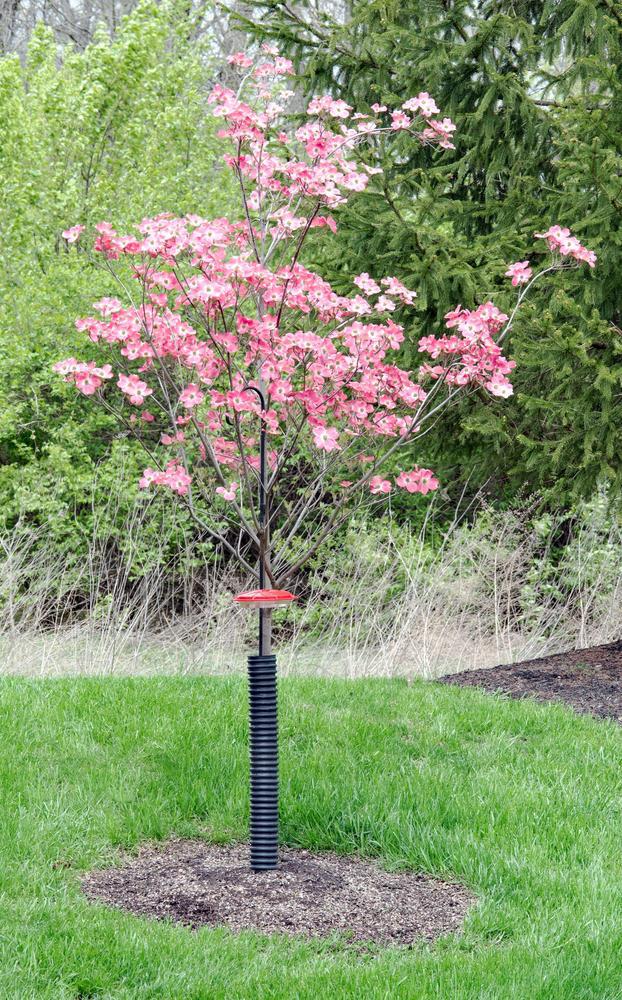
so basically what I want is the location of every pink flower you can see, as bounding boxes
[161,431,185,445]
[227,389,256,412]
[165,464,192,495]
[420,117,457,149]
[227,52,253,69]
[179,383,205,409]
[74,372,101,395]
[353,272,380,295]
[52,358,78,376]
[309,215,338,234]
[62,225,85,244]
[485,376,514,398]
[381,276,417,305]
[505,261,532,286]
[402,92,440,117]
[141,411,155,422]
[139,461,192,495]
[117,373,152,406]
[571,244,597,268]
[216,481,239,501]
[269,379,292,403]
[312,425,341,452]
[139,467,161,489]
[396,467,439,495]
[307,95,352,118]
[54,359,113,395]
[93,297,123,317]
[391,110,411,130]
[535,225,570,247]
[370,476,392,495]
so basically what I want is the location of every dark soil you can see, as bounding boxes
[440,639,622,723]
[81,840,474,947]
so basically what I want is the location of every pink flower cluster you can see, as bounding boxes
[138,462,192,496]
[534,226,597,267]
[369,468,439,496]
[205,56,455,221]
[396,468,439,494]
[56,207,467,497]
[500,229,595,291]
[52,358,113,395]
[418,302,516,399]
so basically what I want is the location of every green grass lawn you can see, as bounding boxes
[2,676,622,999]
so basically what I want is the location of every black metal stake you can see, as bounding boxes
[245,385,279,871]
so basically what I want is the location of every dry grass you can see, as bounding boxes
[1,491,621,678]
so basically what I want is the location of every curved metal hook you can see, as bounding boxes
[240,385,268,596]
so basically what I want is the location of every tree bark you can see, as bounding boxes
[260,608,273,655]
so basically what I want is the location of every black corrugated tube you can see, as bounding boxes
[247,653,279,871]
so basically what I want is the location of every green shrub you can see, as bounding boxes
[0,1,234,577]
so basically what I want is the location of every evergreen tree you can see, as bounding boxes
[240,0,622,504]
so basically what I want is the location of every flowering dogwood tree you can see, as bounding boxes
[54,46,597,872]
[55,46,596,636]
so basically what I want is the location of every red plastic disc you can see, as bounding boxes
[234,588,297,605]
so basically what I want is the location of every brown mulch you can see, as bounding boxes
[81,839,474,948]
[440,639,622,723]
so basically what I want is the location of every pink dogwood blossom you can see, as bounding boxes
[369,476,392,494]
[420,117,456,149]
[402,92,440,117]
[117,373,152,406]
[52,358,113,395]
[354,273,381,295]
[227,52,253,69]
[396,468,439,495]
[307,95,352,119]
[179,384,205,409]
[216,481,239,501]
[391,111,411,130]
[505,261,533,286]
[312,425,340,452]
[534,226,597,267]
[62,225,85,243]
[139,461,191,496]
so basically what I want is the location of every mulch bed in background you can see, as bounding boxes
[440,639,622,723]
[81,840,474,947]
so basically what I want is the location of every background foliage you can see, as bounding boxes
[1,0,622,621]
[0,0,235,581]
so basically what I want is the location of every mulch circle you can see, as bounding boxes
[440,639,622,723]
[81,839,474,948]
